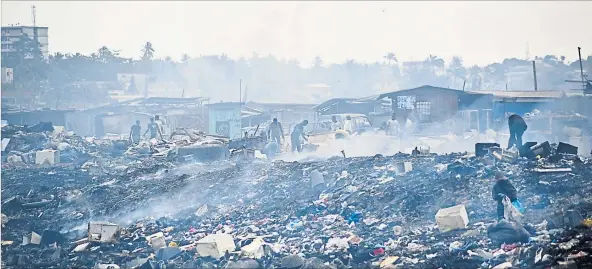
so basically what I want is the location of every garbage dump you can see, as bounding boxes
[2,124,592,268]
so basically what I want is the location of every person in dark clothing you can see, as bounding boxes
[267,118,284,145]
[492,172,518,220]
[508,114,527,149]
[129,120,141,145]
[144,117,162,140]
[291,120,309,153]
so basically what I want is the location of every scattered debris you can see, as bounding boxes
[1,130,592,269]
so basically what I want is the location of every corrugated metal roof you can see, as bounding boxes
[376,85,586,101]
[377,85,481,100]
[467,90,584,99]
[313,98,356,110]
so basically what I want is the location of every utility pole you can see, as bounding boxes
[532,61,538,91]
[578,47,585,91]
[31,5,38,60]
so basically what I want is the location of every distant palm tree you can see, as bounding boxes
[142,42,155,61]
[383,52,397,66]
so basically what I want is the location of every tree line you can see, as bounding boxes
[2,38,591,109]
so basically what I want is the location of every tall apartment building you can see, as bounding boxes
[1,26,49,60]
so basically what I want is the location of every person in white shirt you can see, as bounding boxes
[386,114,400,136]
[343,115,354,134]
[330,116,342,131]
[154,115,166,137]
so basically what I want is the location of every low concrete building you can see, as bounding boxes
[1,67,13,84]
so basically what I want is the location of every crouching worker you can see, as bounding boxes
[508,114,527,149]
[262,141,279,160]
[492,172,522,220]
[291,120,309,153]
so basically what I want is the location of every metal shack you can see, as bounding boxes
[207,102,242,139]
[377,85,493,123]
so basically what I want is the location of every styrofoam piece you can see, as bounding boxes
[435,204,469,232]
[195,233,236,259]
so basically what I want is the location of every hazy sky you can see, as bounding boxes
[2,1,591,66]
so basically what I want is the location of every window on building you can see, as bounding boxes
[397,96,416,109]
[415,101,432,123]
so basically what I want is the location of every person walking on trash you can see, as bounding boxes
[129,120,141,145]
[267,118,284,145]
[343,115,354,134]
[144,117,163,140]
[507,114,527,149]
[492,172,523,220]
[386,114,400,136]
[291,120,309,153]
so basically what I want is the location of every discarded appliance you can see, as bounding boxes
[195,233,236,259]
[435,204,469,232]
[519,142,538,157]
[88,222,120,243]
[475,143,500,157]
[530,142,551,158]
[556,142,578,155]
[35,149,60,165]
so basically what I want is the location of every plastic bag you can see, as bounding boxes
[503,196,523,222]
[512,200,525,214]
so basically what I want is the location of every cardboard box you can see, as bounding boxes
[35,150,60,165]
[435,204,469,232]
[195,233,236,258]
[88,222,120,243]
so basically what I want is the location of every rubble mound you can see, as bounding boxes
[2,152,592,268]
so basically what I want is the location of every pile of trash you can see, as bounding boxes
[2,140,592,268]
[1,123,230,170]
